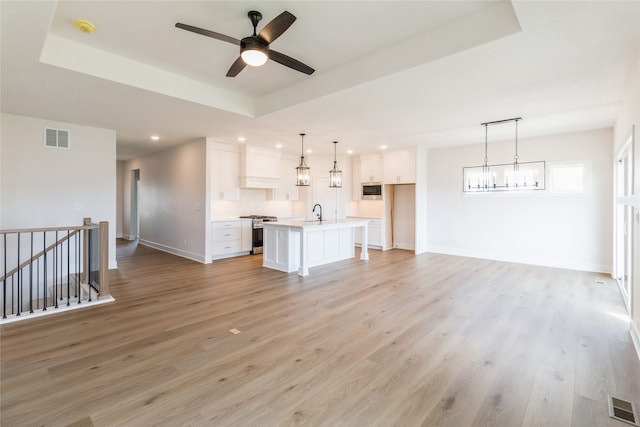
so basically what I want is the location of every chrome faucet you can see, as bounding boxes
[312,204,323,222]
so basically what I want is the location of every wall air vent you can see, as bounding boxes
[44,128,70,149]
[608,395,639,425]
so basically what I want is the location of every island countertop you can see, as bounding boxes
[262,219,369,276]
[266,218,369,228]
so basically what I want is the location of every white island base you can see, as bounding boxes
[262,219,369,276]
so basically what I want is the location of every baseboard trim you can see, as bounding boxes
[138,239,206,264]
[426,246,611,273]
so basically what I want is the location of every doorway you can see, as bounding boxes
[130,169,140,241]
[614,131,634,312]
[391,184,415,250]
[384,184,416,251]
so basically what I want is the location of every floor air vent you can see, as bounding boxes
[608,395,639,425]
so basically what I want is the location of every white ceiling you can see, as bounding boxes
[1,1,638,160]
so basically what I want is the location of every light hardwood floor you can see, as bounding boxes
[1,240,639,426]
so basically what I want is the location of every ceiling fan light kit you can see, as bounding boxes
[175,10,315,77]
[240,39,268,67]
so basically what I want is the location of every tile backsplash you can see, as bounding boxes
[211,189,304,220]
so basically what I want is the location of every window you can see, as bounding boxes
[548,161,589,193]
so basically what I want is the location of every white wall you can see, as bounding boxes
[121,140,208,263]
[427,128,613,273]
[415,147,428,254]
[0,113,118,268]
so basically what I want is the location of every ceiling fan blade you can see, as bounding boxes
[269,50,315,75]
[226,57,247,77]
[258,11,296,44]
[175,23,240,45]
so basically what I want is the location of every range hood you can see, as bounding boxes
[239,145,280,189]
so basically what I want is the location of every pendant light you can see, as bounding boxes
[295,133,310,186]
[329,141,342,188]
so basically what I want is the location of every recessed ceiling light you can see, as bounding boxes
[74,20,96,34]
[347,150,353,154]
[150,135,160,141]
[380,145,387,150]
[237,137,246,142]
[276,144,283,149]
[306,149,312,154]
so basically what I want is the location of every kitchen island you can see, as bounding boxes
[262,219,369,276]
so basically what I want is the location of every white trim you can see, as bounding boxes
[631,320,640,363]
[0,296,115,325]
[426,246,611,274]
[138,239,208,264]
[212,251,251,260]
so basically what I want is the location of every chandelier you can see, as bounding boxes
[463,117,545,192]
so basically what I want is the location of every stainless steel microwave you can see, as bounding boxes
[362,183,382,200]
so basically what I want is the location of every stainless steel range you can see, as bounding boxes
[239,215,278,254]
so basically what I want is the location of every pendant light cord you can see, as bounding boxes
[514,119,519,163]
[484,124,488,166]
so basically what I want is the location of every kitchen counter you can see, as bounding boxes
[262,219,369,276]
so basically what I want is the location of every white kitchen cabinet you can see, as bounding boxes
[240,145,280,189]
[360,153,383,183]
[349,217,384,250]
[383,148,416,184]
[212,220,251,259]
[352,158,361,201]
[262,220,368,276]
[267,154,299,201]
[209,144,240,201]
[241,219,252,251]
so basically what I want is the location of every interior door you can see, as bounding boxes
[130,169,140,240]
[312,177,337,221]
[615,136,633,312]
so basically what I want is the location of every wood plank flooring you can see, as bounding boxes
[1,240,639,426]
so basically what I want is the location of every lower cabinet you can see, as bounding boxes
[349,217,384,250]
[212,220,252,260]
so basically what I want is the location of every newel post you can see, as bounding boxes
[82,217,91,283]
[98,221,110,298]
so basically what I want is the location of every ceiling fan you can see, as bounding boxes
[175,10,315,78]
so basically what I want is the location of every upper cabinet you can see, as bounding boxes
[383,148,416,184]
[209,143,240,201]
[360,153,383,183]
[267,154,299,201]
[240,145,280,189]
